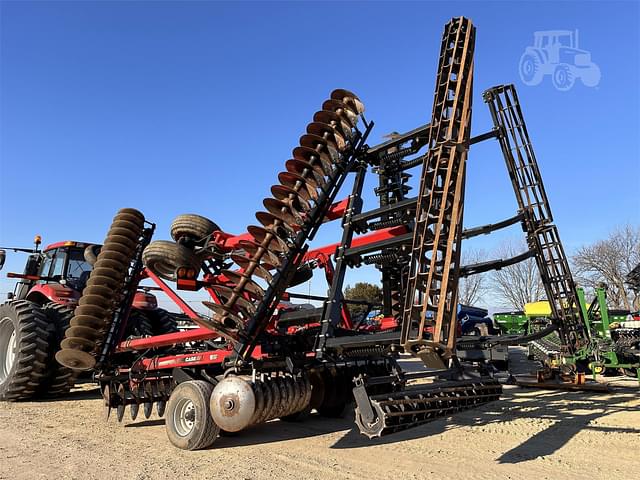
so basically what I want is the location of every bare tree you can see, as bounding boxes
[572,225,640,310]
[458,248,488,305]
[490,238,545,310]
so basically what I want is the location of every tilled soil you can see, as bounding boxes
[1,376,638,480]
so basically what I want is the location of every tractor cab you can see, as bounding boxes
[38,242,93,290]
[32,241,94,303]
[1,238,161,311]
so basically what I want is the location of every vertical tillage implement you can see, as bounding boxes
[48,17,523,450]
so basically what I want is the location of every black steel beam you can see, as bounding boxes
[459,249,535,277]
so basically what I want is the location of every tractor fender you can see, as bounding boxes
[132,291,158,310]
[26,283,80,307]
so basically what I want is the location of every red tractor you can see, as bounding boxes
[0,237,178,401]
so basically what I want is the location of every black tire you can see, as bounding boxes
[0,300,51,401]
[170,214,220,245]
[143,240,200,282]
[281,404,312,422]
[289,264,314,288]
[165,380,220,450]
[37,303,78,397]
[124,310,154,338]
[145,308,179,336]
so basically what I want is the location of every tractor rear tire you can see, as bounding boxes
[123,309,178,340]
[37,303,78,397]
[145,308,179,336]
[165,380,220,450]
[143,240,200,281]
[170,214,220,246]
[0,300,51,401]
[124,310,155,338]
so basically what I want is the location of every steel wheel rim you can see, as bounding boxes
[0,317,17,383]
[173,398,196,437]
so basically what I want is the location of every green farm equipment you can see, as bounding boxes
[494,311,528,335]
[528,287,640,379]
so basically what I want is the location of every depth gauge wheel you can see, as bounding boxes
[165,380,220,450]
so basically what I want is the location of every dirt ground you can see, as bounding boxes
[1,354,639,480]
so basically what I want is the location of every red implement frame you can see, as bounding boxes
[114,200,409,362]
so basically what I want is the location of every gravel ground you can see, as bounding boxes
[1,352,638,480]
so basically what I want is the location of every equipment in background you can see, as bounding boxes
[527,286,639,379]
[456,305,508,371]
[494,311,528,335]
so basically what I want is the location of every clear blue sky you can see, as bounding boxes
[1,1,638,307]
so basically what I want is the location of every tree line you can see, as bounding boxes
[468,224,639,311]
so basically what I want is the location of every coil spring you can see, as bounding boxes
[342,346,389,357]
[378,146,416,164]
[400,153,427,170]
[368,217,406,231]
[363,252,398,266]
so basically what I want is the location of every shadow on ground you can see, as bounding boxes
[32,347,640,461]
[33,385,101,403]
[178,384,639,460]
[330,386,639,465]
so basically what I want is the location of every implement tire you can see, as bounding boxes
[165,380,219,450]
[143,240,200,282]
[170,214,219,246]
[0,300,51,401]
